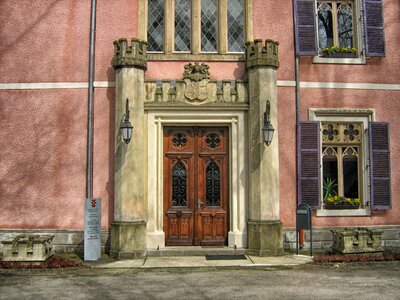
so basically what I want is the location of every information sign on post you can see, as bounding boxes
[84,198,101,261]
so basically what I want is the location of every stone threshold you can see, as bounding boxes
[146,246,247,257]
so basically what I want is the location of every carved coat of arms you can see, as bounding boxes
[183,63,210,102]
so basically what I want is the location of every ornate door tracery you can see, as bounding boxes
[163,127,229,246]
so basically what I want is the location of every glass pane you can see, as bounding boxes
[172,161,187,206]
[343,147,359,199]
[206,161,221,206]
[228,0,244,52]
[337,3,353,48]
[175,0,191,52]
[317,2,333,49]
[201,0,218,52]
[323,147,338,201]
[148,0,165,52]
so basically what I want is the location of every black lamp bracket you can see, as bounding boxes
[124,98,130,122]
[264,100,271,125]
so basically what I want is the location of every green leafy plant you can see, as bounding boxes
[323,177,337,201]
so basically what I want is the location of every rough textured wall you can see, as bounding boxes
[0,0,133,229]
[0,1,90,83]
[0,90,87,229]
[0,0,399,232]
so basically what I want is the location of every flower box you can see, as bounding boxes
[324,203,360,210]
[322,52,358,58]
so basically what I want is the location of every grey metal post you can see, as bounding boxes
[86,0,97,200]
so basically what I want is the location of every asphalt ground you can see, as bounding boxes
[0,261,399,299]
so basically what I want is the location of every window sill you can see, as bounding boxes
[148,52,245,62]
[312,55,366,65]
[316,208,371,217]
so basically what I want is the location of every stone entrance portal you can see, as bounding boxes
[111,38,283,258]
[163,126,229,246]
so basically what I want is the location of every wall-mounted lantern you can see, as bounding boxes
[120,98,133,144]
[262,100,275,146]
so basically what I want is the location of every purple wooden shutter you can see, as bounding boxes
[295,0,318,56]
[297,122,321,209]
[369,122,391,210]
[364,0,385,57]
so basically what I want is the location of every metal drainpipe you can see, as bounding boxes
[86,0,97,200]
[293,0,301,123]
[293,0,303,246]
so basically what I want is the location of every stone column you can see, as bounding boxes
[110,38,147,258]
[245,39,283,256]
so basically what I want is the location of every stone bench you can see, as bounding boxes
[331,228,383,254]
[1,235,54,261]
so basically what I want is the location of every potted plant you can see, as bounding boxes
[321,46,358,58]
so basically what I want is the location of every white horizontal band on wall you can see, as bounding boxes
[277,80,400,90]
[0,81,116,90]
[0,81,399,91]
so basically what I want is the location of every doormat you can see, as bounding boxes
[205,255,247,260]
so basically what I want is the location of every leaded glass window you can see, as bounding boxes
[317,1,354,51]
[206,161,221,206]
[146,0,248,54]
[148,0,165,52]
[172,161,188,206]
[227,0,244,52]
[322,122,362,207]
[337,3,353,48]
[318,2,333,49]
[201,0,218,52]
[175,0,191,52]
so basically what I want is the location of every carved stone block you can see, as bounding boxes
[331,228,383,254]
[1,235,54,261]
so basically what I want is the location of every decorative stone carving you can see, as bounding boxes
[245,39,279,70]
[143,80,248,104]
[183,63,210,102]
[331,228,383,254]
[2,235,54,261]
[113,38,147,70]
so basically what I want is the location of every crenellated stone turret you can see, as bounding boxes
[113,38,147,70]
[245,39,279,70]
[111,37,147,259]
[246,38,283,256]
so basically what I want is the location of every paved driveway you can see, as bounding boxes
[1,262,399,299]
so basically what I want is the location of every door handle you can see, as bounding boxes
[197,199,204,209]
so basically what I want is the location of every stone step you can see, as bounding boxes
[146,246,247,257]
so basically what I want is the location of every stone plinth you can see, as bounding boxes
[248,220,284,256]
[1,235,54,261]
[110,221,147,259]
[331,228,383,254]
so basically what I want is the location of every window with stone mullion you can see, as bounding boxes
[148,0,165,52]
[317,1,354,50]
[201,0,218,52]
[227,0,244,52]
[175,0,192,52]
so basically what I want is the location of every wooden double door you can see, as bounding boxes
[163,127,229,246]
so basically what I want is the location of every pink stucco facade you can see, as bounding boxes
[0,0,399,239]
